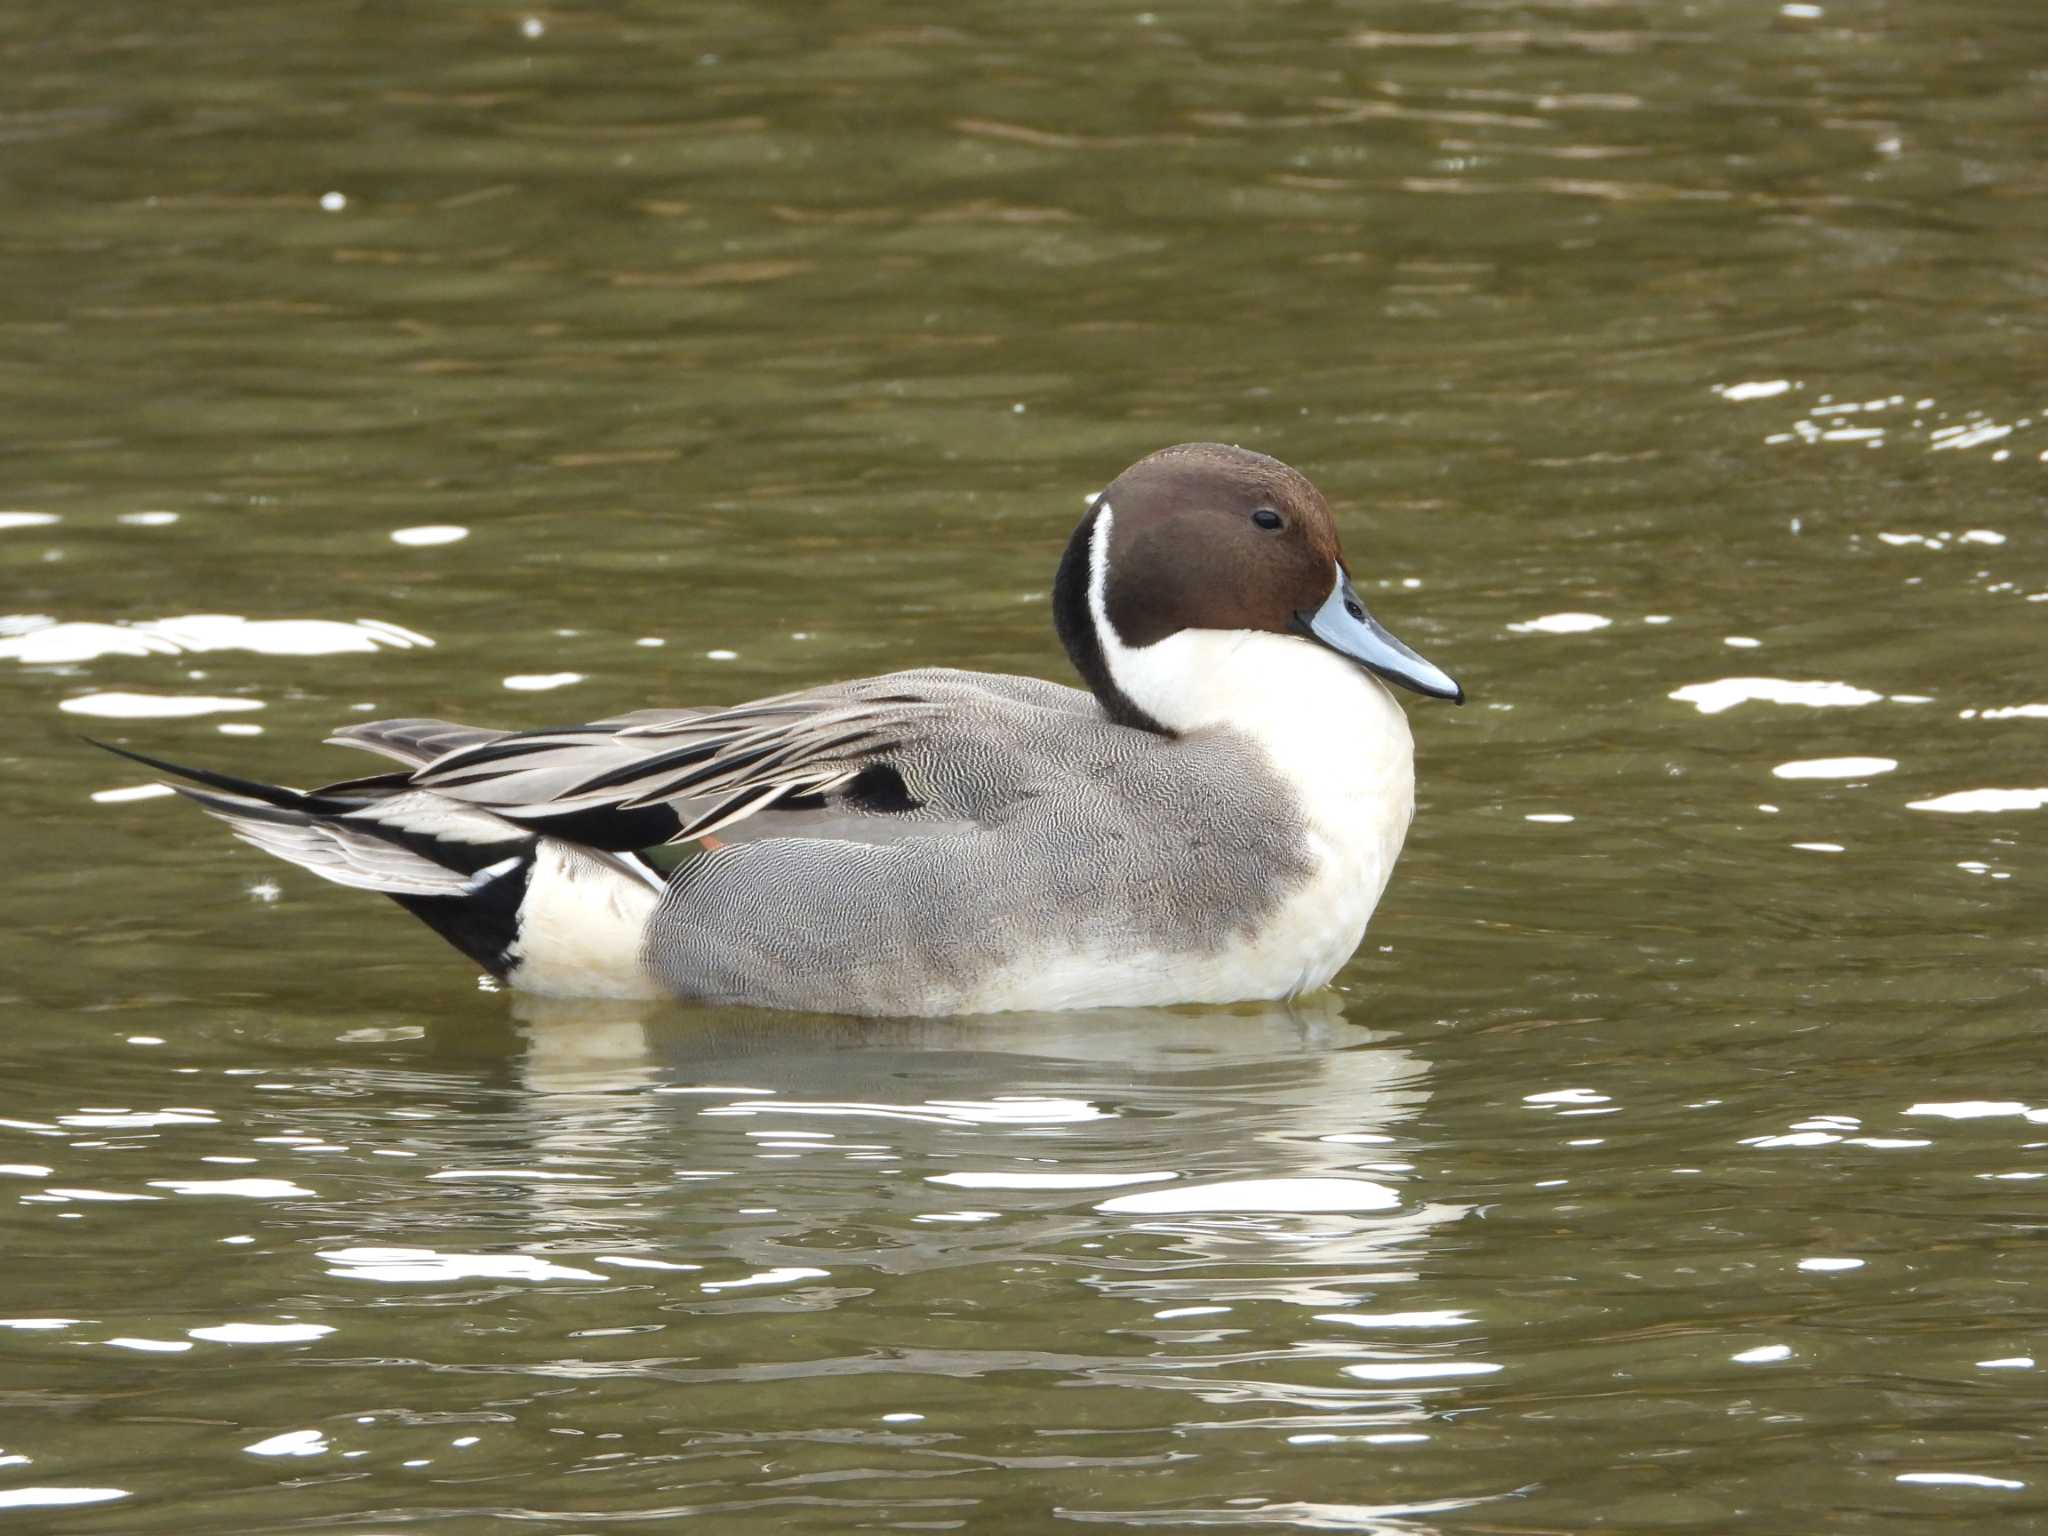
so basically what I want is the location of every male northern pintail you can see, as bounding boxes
[98,443,1463,1015]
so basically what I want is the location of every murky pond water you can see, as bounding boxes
[5,0,2046,1529]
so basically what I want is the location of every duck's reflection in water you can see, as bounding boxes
[511,988,1404,1103]
[471,991,1474,1439]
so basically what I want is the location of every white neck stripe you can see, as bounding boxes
[1086,500,1122,654]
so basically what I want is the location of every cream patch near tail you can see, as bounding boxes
[505,841,664,998]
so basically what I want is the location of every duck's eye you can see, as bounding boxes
[1251,508,1284,531]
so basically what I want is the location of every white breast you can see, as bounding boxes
[958,620,1417,1013]
[1259,676,1417,995]
[1118,626,1416,999]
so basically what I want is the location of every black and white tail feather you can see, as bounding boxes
[88,692,939,994]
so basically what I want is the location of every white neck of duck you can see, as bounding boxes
[1086,505,1417,828]
[1085,505,1417,996]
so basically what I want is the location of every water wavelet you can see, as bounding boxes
[4,613,432,666]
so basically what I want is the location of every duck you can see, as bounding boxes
[95,442,1463,1016]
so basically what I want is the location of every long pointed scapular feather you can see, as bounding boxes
[403,698,941,853]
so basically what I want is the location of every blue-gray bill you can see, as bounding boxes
[1297,574,1465,704]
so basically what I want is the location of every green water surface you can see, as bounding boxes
[4,1,2046,1530]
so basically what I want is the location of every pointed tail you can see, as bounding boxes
[89,737,540,975]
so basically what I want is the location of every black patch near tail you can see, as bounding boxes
[387,860,534,981]
[88,736,538,983]
[512,801,684,852]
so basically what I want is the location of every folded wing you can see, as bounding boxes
[329,692,948,851]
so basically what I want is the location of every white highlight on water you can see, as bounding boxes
[1343,1360,1501,1381]
[595,1255,701,1272]
[91,784,176,804]
[320,1246,605,1283]
[147,1178,314,1198]
[62,692,262,719]
[391,525,469,546]
[0,1489,129,1510]
[1524,1088,1609,1105]
[1507,612,1610,635]
[700,1267,830,1291]
[189,1323,334,1344]
[1098,1178,1398,1215]
[1670,678,1883,715]
[2,614,431,665]
[503,672,585,691]
[1773,757,1897,779]
[1908,788,2048,814]
[1905,1101,2029,1120]
[246,1429,329,1457]
[1718,380,1792,401]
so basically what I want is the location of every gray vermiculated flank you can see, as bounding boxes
[638,667,1315,1015]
